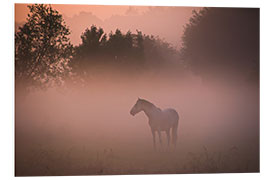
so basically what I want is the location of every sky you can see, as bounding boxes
[15,4,149,22]
[15,3,200,48]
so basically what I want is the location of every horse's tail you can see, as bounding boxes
[172,112,179,147]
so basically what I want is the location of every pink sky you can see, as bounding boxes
[15,4,149,22]
[15,4,200,48]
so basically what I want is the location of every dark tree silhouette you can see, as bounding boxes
[15,4,73,90]
[143,35,180,70]
[106,29,130,60]
[70,25,182,82]
[181,8,259,82]
[78,25,107,57]
[71,25,107,77]
[71,27,146,76]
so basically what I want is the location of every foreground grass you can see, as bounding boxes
[15,143,258,176]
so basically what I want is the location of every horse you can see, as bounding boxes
[130,98,179,150]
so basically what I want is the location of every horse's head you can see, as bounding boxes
[130,98,143,116]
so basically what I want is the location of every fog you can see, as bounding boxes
[16,6,199,48]
[61,6,201,48]
[15,71,259,176]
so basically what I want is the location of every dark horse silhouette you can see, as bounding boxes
[130,98,179,150]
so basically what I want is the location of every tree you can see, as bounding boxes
[181,8,259,82]
[143,34,180,71]
[106,29,128,60]
[70,25,107,78]
[15,4,73,91]
[71,25,181,82]
[78,25,107,57]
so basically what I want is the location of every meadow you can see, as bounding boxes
[15,74,259,176]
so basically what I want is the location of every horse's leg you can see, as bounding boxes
[157,130,162,147]
[172,124,178,148]
[151,128,156,150]
[166,129,170,147]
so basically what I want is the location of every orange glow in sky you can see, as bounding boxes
[15,3,199,47]
[15,4,147,22]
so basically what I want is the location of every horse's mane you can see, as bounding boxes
[139,99,160,110]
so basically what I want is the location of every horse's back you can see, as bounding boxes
[163,108,179,119]
[163,108,179,124]
[148,107,179,131]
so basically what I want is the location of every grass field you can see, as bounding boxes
[15,77,259,176]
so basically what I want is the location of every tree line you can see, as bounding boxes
[181,7,259,82]
[15,4,259,91]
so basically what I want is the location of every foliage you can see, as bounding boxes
[143,35,179,69]
[15,4,73,90]
[181,8,259,82]
[71,26,180,79]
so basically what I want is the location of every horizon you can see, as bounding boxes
[15,4,200,48]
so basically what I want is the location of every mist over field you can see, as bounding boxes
[15,71,259,175]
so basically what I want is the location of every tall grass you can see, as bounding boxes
[16,144,256,176]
